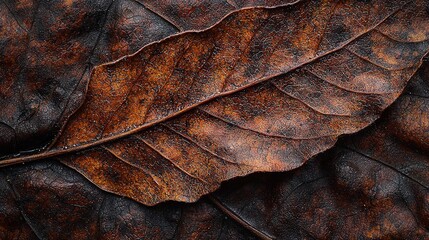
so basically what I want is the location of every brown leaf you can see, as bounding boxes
[2,0,429,205]
[0,0,291,158]
[54,0,425,151]
[1,61,428,239]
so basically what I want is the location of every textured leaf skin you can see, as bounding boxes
[1,0,429,205]
[213,62,429,239]
[0,0,175,157]
[0,61,428,239]
[0,0,292,159]
[53,0,429,205]
[0,0,108,156]
[54,0,416,150]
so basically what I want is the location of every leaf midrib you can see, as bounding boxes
[0,1,409,167]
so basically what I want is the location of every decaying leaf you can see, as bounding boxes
[1,0,429,205]
[0,0,294,158]
[1,61,428,239]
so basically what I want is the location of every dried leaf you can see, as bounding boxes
[0,0,291,157]
[2,0,429,205]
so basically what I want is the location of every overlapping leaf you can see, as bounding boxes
[1,0,429,205]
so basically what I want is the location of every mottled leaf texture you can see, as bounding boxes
[0,0,294,157]
[0,61,428,239]
[2,0,429,205]
[212,61,429,239]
